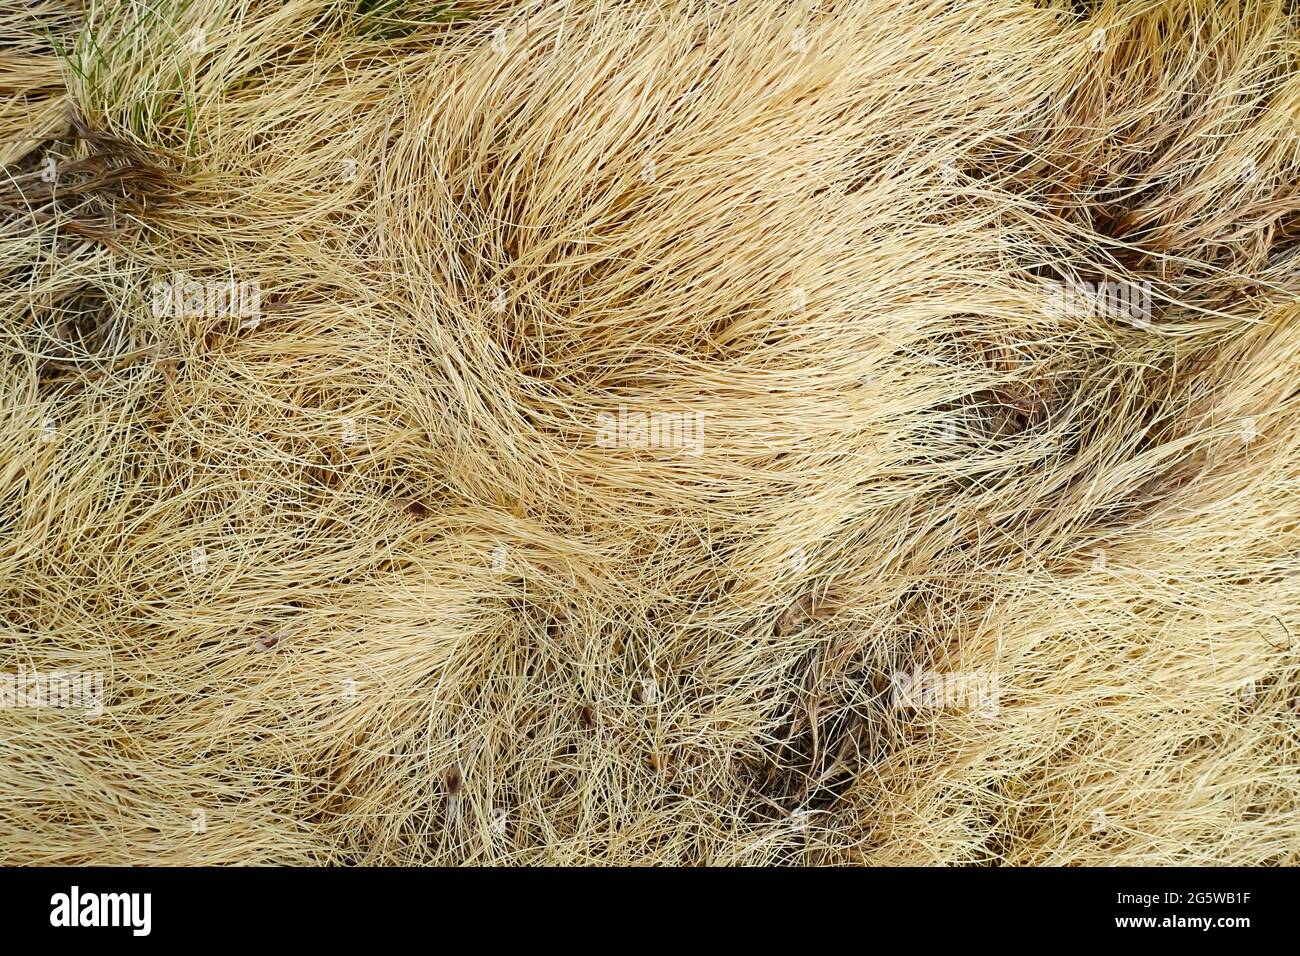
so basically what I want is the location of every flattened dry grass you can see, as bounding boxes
[0,0,1297,864]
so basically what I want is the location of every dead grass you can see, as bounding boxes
[0,0,1297,865]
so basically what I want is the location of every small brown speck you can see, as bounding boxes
[445,766,463,796]
[407,500,429,517]
[253,635,279,653]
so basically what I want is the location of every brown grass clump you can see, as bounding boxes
[0,0,1297,865]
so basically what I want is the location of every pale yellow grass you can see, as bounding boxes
[0,0,1297,864]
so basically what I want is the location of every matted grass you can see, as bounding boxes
[0,0,1297,864]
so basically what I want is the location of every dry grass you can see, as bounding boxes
[0,0,1297,865]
